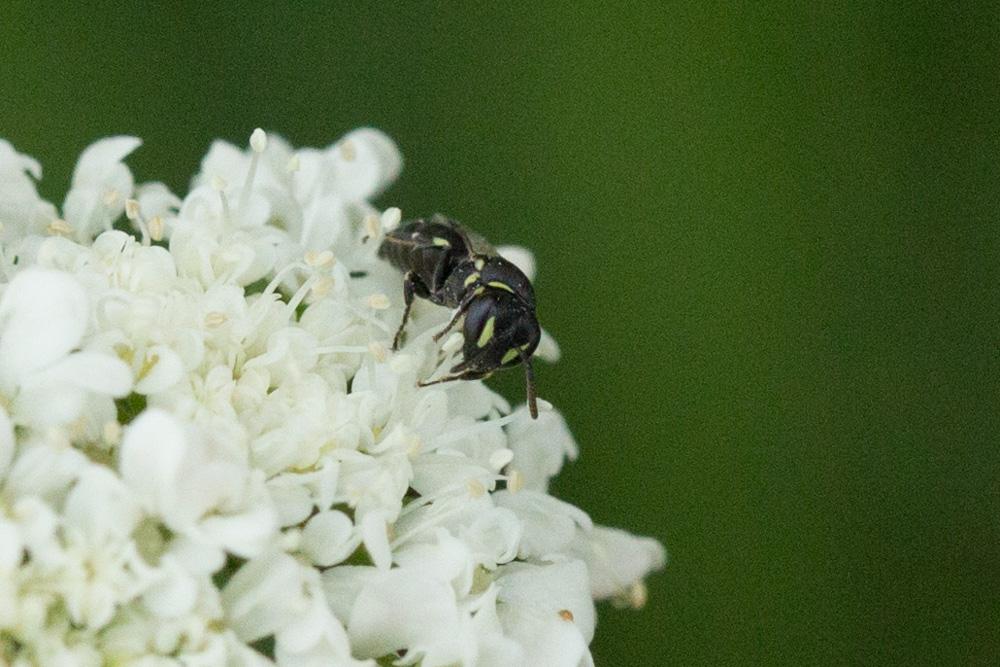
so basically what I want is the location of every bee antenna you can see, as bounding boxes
[520,350,538,419]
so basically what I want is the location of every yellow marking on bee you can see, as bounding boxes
[487,280,515,293]
[464,272,480,287]
[501,348,519,364]
[520,343,533,350]
[432,237,451,248]
[473,286,485,296]
[475,258,485,270]
[477,316,496,347]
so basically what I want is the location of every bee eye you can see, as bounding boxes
[462,297,498,346]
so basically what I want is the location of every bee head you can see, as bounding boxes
[453,289,541,417]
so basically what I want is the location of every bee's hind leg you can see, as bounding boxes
[392,272,428,350]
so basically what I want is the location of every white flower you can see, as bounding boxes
[0,268,132,427]
[0,139,57,250]
[493,560,596,667]
[63,136,142,241]
[0,131,664,665]
[570,525,667,606]
[505,407,578,492]
[120,408,278,561]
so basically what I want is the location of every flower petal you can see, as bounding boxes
[222,550,308,642]
[495,560,596,666]
[330,128,402,200]
[505,408,578,492]
[70,136,142,187]
[347,567,469,663]
[63,465,141,543]
[570,525,666,602]
[119,408,187,518]
[301,510,358,567]
[0,269,88,390]
[25,350,133,396]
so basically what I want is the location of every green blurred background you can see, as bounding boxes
[2,2,997,664]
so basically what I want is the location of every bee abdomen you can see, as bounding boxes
[378,218,470,293]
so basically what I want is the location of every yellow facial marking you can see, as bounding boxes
[464,272,479,287]
[487,280,515,294]
[473,286,485,296]
[475,258,485,270]
[501,348,519,364]
[432,237,451,248]
[477,316,496,348]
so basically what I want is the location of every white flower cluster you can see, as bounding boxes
[0,129,665,666]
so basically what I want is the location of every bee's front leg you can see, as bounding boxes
[432,292,476,342]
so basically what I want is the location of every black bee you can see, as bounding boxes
[378,215,540,418]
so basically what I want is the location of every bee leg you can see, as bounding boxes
[431,293,475,342]
[417,369,491,387]
[393,272,425,351]
[520,349,539,419]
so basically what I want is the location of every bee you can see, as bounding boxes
[378,215,540,418]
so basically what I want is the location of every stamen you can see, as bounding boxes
[466,479,486,498]
[506,469,524,493]
[309,276,334,299]
[339,139,357,161]
[136,352,161,381]
[260,261,307,299]
[46,219,73,237]
[286,275,318,316]
[363,213,381,242]
[304,250,335,268]
[125,198,151,246]
[211,176,231,222]
[368,341,388,363]
[366,293,390,310]
[629,581,648,609]
[124,198,141,220]
[393,484,483,548]
[238,128,267,218]
[558,609,575,622]
[102,420,122,445]
[432,411,522,448]
[315,345,369,356]
[148,216,164,242]
[249,127,268,153]
[204,311,228,328]
[346,303,394,334]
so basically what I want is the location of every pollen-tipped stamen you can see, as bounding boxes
[238,128,267,218]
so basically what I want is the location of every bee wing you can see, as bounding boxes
[426,213,496,257]
[461,227,497,257]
